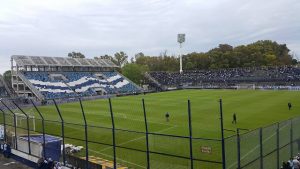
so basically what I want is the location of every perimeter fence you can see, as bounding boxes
[0,98,225,169]
[0,97,299,169]
[225,115,300,169]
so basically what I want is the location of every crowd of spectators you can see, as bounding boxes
[281,153,300,169]
[149,66,300,87]
[37,157,62,169]
[0,142,11,158]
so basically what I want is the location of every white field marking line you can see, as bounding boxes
[94,111,174,127]
[98,125,178,153]
[227,122,290,169]
[88,149,146,169]
[97,113,127,119]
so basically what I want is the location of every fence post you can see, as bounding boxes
[259,128,263,169]
[12,101,31,155]
[0,100,18,150]
[188,100,194,169]
[290,119,293,158]
[276,123,279,169]
[142,99,150,169]
[108,98,117,169]
[53,100,66,166]
[79,98,89,169]
[0,108,7,141]
[219,99,226,169]
[30,99,46,158]
[237,128,241,169]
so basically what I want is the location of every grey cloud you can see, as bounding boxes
[0,0,299,73]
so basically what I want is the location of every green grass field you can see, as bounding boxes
[3,89,300,169]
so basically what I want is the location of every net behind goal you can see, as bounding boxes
[236,83,256,90]
[14,113,36,131]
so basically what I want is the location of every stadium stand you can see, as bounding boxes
[11,55,141,100]
[102,71,141,94]
[148,66,300,89]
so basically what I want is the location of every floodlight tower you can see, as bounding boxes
[177,34,185,74]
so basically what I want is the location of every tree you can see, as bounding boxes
[159,50,168,57]
[131,52,145,63]
[3,70,11,86]
[128,40,297,71]
[122,63,149,84]
[135,52,145,59]
[94,55,114,60]
[130,57,135,63]
[113,51,128,67]
[68,51,85,58]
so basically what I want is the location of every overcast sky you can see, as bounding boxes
[0,0,300,73]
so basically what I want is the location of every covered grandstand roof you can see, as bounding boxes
[11,55,119,68]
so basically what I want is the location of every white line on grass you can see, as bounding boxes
[227,122,290,169]
[98,125,178,153]
[88,149,146,169]
[94,111,174,127]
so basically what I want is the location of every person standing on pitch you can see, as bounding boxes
[288,102,292,110]
[232,113,237,124]
[165,112,170,122]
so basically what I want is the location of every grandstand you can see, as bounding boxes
[147,66,300,90]
[11,55,142,100]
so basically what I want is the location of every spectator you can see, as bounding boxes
[281,161,289,169]
[3,142,11,158]
[37,157,45,169]
[54,162,62,169]
[293,157,300,169]
[47,158,54,169]
[288,158,294,169]
[149,66,300,88]
[0,141,4,154]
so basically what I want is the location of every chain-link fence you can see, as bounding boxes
[225,116,300,169]
[0,98,225,169]
[1,97,298,169]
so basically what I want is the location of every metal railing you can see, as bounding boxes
[225,116,300,169]
[0,97,298,169]
[0,97,225,169]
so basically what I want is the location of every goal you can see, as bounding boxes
[236,83,256,90]
[14,113,36,131]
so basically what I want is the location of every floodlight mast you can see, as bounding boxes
[177,34,185,74]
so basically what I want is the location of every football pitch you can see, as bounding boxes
[6,89,300,168]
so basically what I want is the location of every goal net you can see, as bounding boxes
[236,83,256,90]
[8,107,36,132]
[14,113,36,131]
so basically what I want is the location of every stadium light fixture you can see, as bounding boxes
[177,34,185,74]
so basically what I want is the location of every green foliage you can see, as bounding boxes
[135,55,179,71]
[68,51,85,58]
[3,70,11,85]
[135,40,297,71]
[122,63,149,84]
[113,51,128,67]
[94,54,113,60]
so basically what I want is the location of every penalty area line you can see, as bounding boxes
[98,125,178,153]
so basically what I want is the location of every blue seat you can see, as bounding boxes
[24,71,141,99]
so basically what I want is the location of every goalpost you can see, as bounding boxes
[14,113,36,131]
[236,83,256,90]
